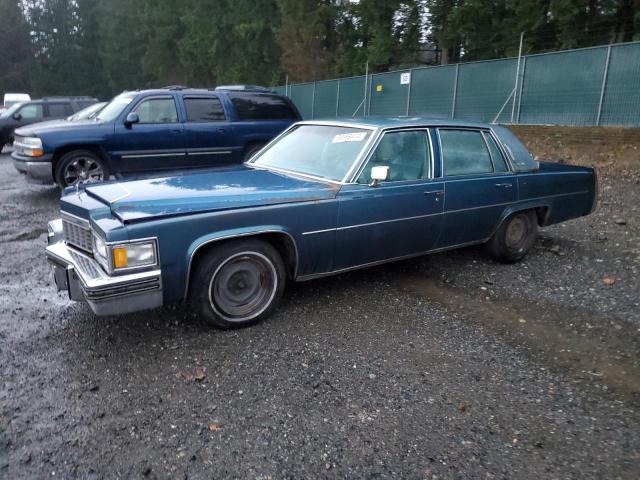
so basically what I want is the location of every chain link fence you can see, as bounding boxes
[274,41,640,127]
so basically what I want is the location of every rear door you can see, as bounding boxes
[436,128,518,248]
[114,95,186,172]
[182,95,236,167]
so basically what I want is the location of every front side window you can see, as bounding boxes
[357,130,431,184]
[229,93,298,120]
[440,129,494,176]
[18,104,43,119]
[134,97,178,123]
[251,125,372,182]
[184,97,225,122]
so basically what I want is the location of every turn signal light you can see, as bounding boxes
[113,248,128,268]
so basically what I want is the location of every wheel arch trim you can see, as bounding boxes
[489,202,550,239]
[183,228,299,299]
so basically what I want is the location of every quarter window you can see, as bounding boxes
[134,97,178,123]
[483,132,509,172]
[184,97,226,122]
[357,130,431,183]
[440,129,494,176]
[228,93,298,120]
[18,104,43,119]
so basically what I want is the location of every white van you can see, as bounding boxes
[3,93,31,109]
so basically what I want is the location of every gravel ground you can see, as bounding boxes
[0,147,639,479]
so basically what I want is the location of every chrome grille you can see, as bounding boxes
[62,217,93,253]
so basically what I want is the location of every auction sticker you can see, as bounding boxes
[332,132,368,143]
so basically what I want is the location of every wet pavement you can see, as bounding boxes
[0,149,639,479]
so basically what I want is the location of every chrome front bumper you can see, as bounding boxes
[45,219,163,316]
[13,156,54,184]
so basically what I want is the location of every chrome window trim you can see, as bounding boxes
[183,230,299,299]
[347,127,434,184]
[485,129,514,172]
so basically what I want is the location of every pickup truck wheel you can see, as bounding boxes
[486,210,538,263]
[190,239,286,329]
[55,149,109,189]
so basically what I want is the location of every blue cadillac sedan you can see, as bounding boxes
[45,118,597,328]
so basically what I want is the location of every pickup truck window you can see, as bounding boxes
[134,97,178,124]
[184,97,225,122]
[482,132,509,172]
[18,104,43,119]
[440,129,494,176]
[229,93,298,121]
[357,130,431,184]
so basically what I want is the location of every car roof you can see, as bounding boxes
[297,117,494,130]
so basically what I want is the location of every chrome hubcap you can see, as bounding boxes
[505,216,527,248]
[64,157,104,186]
[209,252,277,321]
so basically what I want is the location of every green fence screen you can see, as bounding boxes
[274,41,640,127]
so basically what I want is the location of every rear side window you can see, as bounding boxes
[228,93,298,121]
[48,103,72,117]
[483,132,509,172]
[440,129,494,176]
[184,97,225,122]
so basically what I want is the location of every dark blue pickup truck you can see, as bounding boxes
[12,86,300,188]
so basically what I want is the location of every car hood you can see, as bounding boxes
[84,165,338,222]
[15,118,99,136]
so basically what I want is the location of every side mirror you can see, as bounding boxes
[12,112,21,121]
[124,112,139,127]
[370,165,389,186]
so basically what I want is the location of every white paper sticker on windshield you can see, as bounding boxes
[332,132,367,143]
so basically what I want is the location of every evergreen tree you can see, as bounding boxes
[0,0,32,94]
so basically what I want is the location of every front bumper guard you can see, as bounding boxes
[45,220,163,316]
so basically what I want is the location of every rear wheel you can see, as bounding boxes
[55,149,109,189]
[486,210,538,263]
[190,239,286,329]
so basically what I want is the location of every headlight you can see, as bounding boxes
[112,241,157,270]
[15,136,43,157]
[92,232,157,273]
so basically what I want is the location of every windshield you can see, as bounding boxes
[1,103,22,118]
[95,93,135,122]
[68,102,106,121]
[251,125,373,182]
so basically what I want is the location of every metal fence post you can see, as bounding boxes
[405,69,412,116]
[596,45,612,126]
[511,32,524,123]
[335,79,341,118]
[451,64,459,119]
[311,82,316,119]
[516,56,526,124]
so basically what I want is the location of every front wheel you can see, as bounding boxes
[55,149,109,189]
[190,239,286,329]
[486,210,538,263]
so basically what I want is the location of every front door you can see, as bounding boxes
[182,95,236,167]
[334,129,444,270]
[114,95,186,173]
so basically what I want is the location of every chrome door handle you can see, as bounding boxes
[424,190,444,202]
[495,183,513,188]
